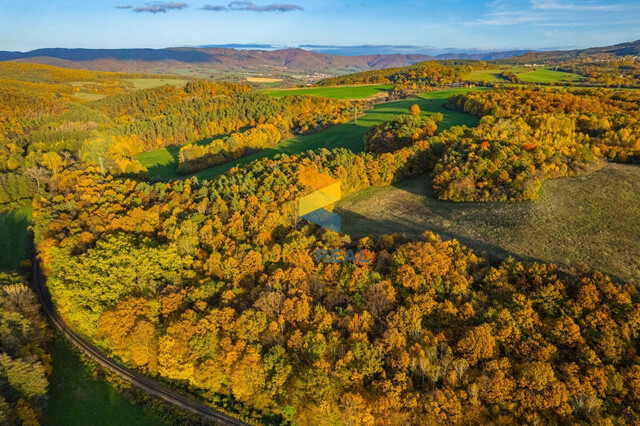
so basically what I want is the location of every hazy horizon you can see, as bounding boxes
[0,0,638,52]
[0,43,545,55]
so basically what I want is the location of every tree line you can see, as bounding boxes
[435,87,640,201]
[176,95,353,174]
[318,60,494,94]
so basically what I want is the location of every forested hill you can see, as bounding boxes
[502,39,640,64]
[317,61,494,89]
[0,46,524,75]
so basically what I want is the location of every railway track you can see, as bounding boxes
[32,259,248,426]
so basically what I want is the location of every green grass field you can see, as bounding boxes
[336,162,640,283]
[135,132,233,179]
[135,145,183,179]
[264,84,393,99]
[516,68,584,83]
[137,88,480,180]
[0,207,32,270]
[124,78,189,90]
[467,67,584,84]
[45,335,164,426]
[257,81,284,88]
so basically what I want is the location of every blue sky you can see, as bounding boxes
[0,0,638,52]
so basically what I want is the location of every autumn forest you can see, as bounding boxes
[1,35,639,426]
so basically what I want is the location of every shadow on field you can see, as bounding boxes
[337,205,631,283]
[146,145,181,177]
[336,206,543,267]
[335,170,638,284]
[0,207,32,270]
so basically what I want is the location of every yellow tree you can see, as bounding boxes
[41,152,63,175]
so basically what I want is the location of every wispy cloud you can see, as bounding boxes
[472,11,541,26]
[202,4,227,10]
[467,0,631,26]
[115,5,133,9]
[531,0,624,11]
[464,0,537,26]
[202,1,303,12]
[133,2,188,13]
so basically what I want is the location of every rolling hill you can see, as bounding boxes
[0,46,526,76]
[3,42,635,77]
[501,39,640,64]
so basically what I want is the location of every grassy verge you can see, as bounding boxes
[0,207,32,270]
[45,335,165,426]
[336,163,640,283]
[138,88,480,180]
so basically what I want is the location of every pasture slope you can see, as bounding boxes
[336,162,640,283]
[265,84,392,99]
[138,88,479,180]
[467,67,584,83]
[45,336,166,426]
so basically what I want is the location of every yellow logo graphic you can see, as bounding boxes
[299,165,341,232]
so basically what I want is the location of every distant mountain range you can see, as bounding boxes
[0,46,528,76]
[199,43,532,58]
[0,40,637,77]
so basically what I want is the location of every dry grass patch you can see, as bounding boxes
[246,77,283,83]
[337,163,640,283]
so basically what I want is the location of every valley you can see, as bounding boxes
[136,88,480,180]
